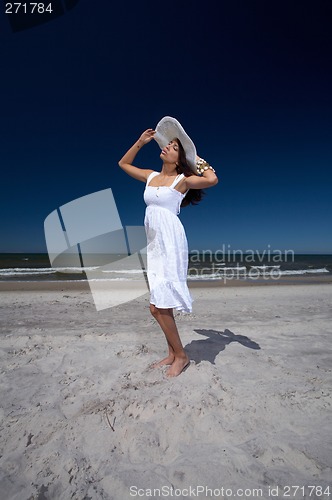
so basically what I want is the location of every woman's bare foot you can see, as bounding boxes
[150,354,175,369]
[166,356,190,377]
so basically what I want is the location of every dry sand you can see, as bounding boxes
[0,282,331,499]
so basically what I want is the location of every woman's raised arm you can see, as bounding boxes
[118,129,155,183]
[185,169,218,189]
[184,156,218,189]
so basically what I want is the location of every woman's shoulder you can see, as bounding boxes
[146,170,160,184]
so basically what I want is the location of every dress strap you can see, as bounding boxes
[146,171,159,186]
[170,173,185,189]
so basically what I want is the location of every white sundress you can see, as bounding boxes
[143,171,193,313]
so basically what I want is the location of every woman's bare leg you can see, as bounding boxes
[149,304,190,377]
[149,305,175,367]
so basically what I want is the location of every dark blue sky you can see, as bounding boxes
[1,0,331,254]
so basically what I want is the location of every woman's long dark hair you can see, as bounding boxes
[174,138,204,207]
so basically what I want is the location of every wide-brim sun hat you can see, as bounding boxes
[154,116,198,173]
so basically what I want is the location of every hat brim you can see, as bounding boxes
[154,116,197,173]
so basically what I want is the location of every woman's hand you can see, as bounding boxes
[138,129,155,145]
[118,129,155,182]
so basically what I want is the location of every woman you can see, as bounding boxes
[118,117,218,377]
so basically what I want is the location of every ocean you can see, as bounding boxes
[0,253,331,283]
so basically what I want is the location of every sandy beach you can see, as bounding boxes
[0,281,331,499]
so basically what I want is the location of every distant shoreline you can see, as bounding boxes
[1,273,332,292]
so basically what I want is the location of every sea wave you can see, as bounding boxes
[0,265,330,281]
[278,268,329,275]
[101,269,145,274]
[0,266,97,277]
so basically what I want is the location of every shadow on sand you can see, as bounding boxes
[185,328,261,365]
